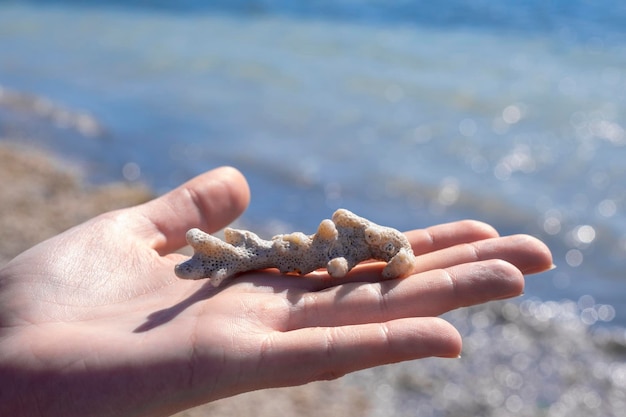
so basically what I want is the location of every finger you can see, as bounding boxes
[135,167,250,254]
[406,219,499,255]
[303,233,552,290]
[257,317,461,389]
[414,234,553,275]
[286,258,523,330]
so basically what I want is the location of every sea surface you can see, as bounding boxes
[1,1,626,415]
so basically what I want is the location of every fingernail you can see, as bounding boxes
[493,291,525,301]
[438,353,462,359]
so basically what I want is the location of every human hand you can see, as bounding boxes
[0,167,552,417]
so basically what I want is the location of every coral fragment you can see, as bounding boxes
[175,209,417,286]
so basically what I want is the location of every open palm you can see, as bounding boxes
[0,167,552,417]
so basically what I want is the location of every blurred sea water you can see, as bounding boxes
[1,1,626,415]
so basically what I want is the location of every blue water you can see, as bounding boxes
[2,1,626,415]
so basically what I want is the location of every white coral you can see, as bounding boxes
[175,209,417,287]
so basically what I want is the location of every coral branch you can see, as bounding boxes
[174,209,417,287]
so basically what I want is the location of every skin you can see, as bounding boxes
[0,167,553,417]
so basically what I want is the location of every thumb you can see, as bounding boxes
[136,166,250,254]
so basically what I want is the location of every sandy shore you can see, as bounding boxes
[0,141,154,266]
[0,140,369,416]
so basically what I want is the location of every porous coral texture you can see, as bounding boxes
[175,209,417,286]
